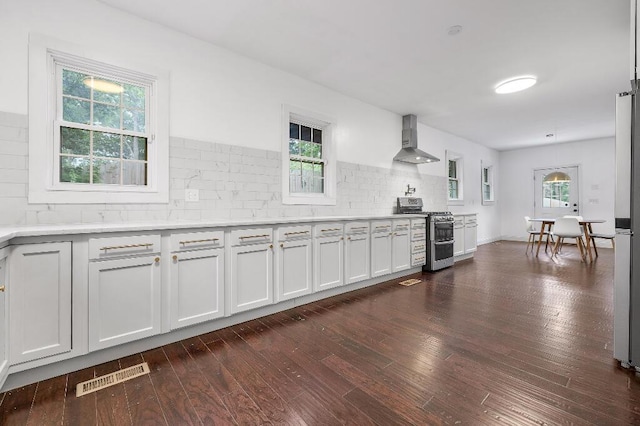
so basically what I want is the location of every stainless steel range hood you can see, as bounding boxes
[393,114,440,164]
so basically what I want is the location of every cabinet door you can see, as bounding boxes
[371,232,392,277]
[89,255,161,351]
[170,248,224,330]
[453,217,465,257]
[345,233,370,284]
[0,253,8,387]
[392,230,411,273]
[230,243,273,314]
[314,236,344,291]
[276,239,312,302]
[10,242,71,364]
[465,216,478,254]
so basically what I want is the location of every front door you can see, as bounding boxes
[533,166,580,219]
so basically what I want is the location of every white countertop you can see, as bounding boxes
[0,214,426,244]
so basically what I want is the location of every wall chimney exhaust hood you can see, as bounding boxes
[393,114,440,164]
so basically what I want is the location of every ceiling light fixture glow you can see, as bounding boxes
[494,76,537,94]
[83,77,124,94]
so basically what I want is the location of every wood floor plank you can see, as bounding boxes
[25,374,67,426]
[0,384,37,426]
[62,366,96,426]
[94,360,132,426]
[119,353,168,426]
[163,341,236,425]
[142,347,201,426]
[182,336,272,425]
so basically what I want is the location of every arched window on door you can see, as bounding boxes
[542,171,571,208]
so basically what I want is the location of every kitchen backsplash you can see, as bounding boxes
[0,111,447,226]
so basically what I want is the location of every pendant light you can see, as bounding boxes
[543,171,571,182]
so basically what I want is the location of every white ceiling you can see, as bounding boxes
[99,0,631,151]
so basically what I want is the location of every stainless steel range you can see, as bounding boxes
[396,197,455,271]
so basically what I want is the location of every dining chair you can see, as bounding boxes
[589,232,615,256]
[551,217,586,261]
[524,216,552,253]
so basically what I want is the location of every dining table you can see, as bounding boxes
[529,218,606,262]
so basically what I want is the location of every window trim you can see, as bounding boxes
[28,33,169,204]
[281,105,336,205]
[446,151,464,206]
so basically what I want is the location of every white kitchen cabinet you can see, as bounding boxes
[371,221,392,277]
[276,225,313,302]
[229,228,274,314]
[170,248,224,330]
[89,254,162,351]
[392,220,411,273]
[345,222,370,284]
[410,219,427,267]
[313,223,344,291]
[0,249,9,387]
[10,242,72,364]
[464,215,478,254]
[453,216,465,257]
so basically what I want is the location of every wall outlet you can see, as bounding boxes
[185,189,200,202]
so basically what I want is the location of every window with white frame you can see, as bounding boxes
[482,163,495,204]
[447,151,463,203]
[282,106,336,205]
[28,35,169,204]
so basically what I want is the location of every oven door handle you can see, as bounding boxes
[433,240,454,245]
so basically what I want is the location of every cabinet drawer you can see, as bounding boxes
[454,217,465,228]
[170,230,224,252]
[412,252,427,266]
[465,216,477,226]
[345,222,370,235]
[370,221,392,234]
[277,225,312,241]
[313,223,344,238]
[411,240,426,253]
[230,228,273,246]
[411,218,426,229]
[393,219,410,232]
[411,229,426,241]
[89,234,161,260]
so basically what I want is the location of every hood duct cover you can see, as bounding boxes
[393,114,440,164]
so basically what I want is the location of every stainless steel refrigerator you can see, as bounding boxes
[615,87,639,369]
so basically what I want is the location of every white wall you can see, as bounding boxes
[499,137,615,240]
[0,0,503,245]
[416,124,501,245]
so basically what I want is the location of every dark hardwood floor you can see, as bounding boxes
[0,241,634,425]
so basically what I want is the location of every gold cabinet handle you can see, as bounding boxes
[347,236,351,240]
[269,244,273,249]
[0,285,5,292]
[341,237,344,240]
[154,257,160,263]
[284,231,310,236]
[320,228,342,232]
[240,234,270,240]
[280,243,284,248]
[350,226,368,230]
[100,243,153,252]
[172,255,178,261]
[179,238,219,246]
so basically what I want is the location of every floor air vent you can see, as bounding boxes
[76,362,150,397]
[399,278,422,286]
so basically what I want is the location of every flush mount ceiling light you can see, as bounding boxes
[83,77,124,94]
[494,76,537,94]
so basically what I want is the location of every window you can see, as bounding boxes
[282,105,336,205]
[288,121,324,194]
[28,34,169,204]
[481,163,495,205]
[57,68,149,186]
[446,151,463,204]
